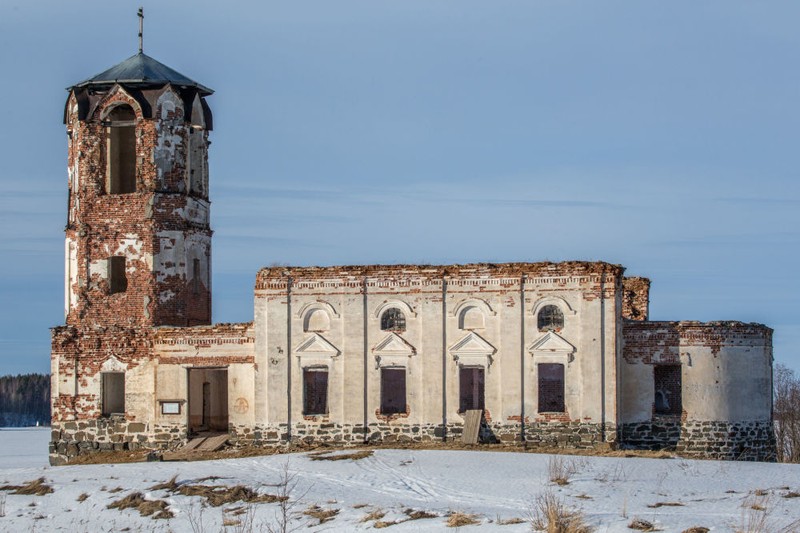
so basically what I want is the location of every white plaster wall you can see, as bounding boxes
[154,230,210,303]
[618,362,654,423]
[682,341,772,422]
[64,237,78,317]
[255,272,621,431]
[154,89,186,188]
[152,329,255,430]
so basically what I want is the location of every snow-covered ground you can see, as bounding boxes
[1,428,799,532]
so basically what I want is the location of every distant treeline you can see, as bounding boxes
[0,373,50,427]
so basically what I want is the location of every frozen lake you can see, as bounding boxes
[0,427,50,469]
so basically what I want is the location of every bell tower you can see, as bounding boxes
[63,42,214,327]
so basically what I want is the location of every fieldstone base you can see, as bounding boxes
[49,419,187,465]
[620,416,682,450]
[49,417,776,464]
[232,421,614,449]
[676,420,776,462]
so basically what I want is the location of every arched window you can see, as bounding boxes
[305,309,330,332]
[106,105,136,194]
[460,306,485,330]
[380,308,406,332]
[537,305,564,331]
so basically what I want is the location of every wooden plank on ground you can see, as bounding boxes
[161,451,186,461]
[462,409,482,444]
[182,437,208,451]
[196,434,229,452]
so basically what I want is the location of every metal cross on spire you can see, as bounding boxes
[138,7,144,54]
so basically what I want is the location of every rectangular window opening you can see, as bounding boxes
[108,124,136,194]
[303,368,329,415]
[459,366,485,413]
[108,256,128,294]
[380,367,406,415]
[654,365,682,416]
[538,363,565,413]
[102,372,125,416]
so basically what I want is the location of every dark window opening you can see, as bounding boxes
[107,106,137,194]
[654,365,682,415]
[192,258,201,295]
[303,367,329,415]
[538,305,564,331]
[188,128,205,196]
[108,256,128,294]
[380,308,406,332]
[102,372,125,416]
[380,367,406,415]
[459,366,485,413]
[538,363,565,412]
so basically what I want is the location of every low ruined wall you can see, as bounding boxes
[49,419,188,465]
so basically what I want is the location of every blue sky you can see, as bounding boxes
[1,1,798,375]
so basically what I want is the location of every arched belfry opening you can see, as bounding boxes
[106,105,137,194]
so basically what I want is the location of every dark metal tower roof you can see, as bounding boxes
[70,52,213,95]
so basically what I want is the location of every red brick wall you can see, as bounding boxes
[622,276,650,321]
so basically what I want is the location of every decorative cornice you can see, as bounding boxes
[449,331,497,367]
[294,333,341,358]
[528,331,576,363]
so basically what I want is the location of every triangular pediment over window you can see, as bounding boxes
[528,331,576,363]
[372,333,416,368]
[295,333,340,367]
[449,331,497,367]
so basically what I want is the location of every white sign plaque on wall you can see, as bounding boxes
[160,401,181,415]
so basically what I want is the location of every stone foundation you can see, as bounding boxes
[49,419,187,465]
[230,420,614,450]
[676,420,776,462]
[50,417,776,465]
[620,416,682,450]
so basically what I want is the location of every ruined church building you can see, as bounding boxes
[50,45,776,465]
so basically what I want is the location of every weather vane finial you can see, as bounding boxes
[138,7,144,54]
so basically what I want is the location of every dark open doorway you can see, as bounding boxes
[459,366,485,413]
[188,368,228,434]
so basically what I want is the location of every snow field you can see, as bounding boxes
[1,428,799,532]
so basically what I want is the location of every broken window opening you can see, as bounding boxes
[106,105,137,194]
[537,305,564,332]
[108,256,128,294]
[380,308,406,332]
[538,363,565,413]
[653,365,682,416]
[188,127,205,196]
[380,367,406,415]
[101,372,125,416]
[303,367,329,415]
[459,366,485,413]
[192,258,201,295]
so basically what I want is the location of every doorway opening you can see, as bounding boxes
[459,366,485,413]
[187,368,228,435]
